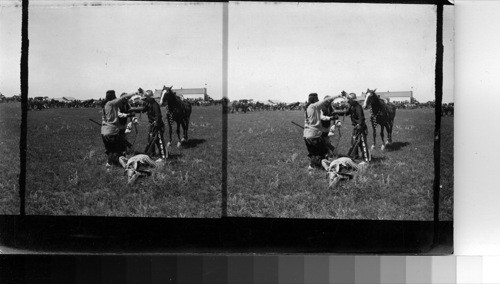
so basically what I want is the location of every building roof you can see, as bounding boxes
[153,88,207,98]
[357,91,413,101]
[172,88,206,95]
[182,94,205,98]
[376,91,412,98]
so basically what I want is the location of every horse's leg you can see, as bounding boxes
[167,122,173,147]
[176,122,182,147]
[182,118,189,142]
[380,125,386,150]
[387,121,393,145]
[371,122,377,150]
[180,120,186,143]
[388,110,395,144]
[184,105,192,142]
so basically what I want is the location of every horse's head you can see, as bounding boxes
[363,88,377,109]
[160,85,174,106]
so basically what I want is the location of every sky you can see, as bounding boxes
[0,1,223,100]
[1,2,453,102]
[228,2,454,103]
[0,2,22,97]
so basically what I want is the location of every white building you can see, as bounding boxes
[358,91,413,103]
[154,88,207,101]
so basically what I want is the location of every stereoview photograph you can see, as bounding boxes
[17,2,224,217]
[227,2,453,220]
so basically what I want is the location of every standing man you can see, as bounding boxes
[118,92,135,152]
[101,90,136,168]
[346,93,370,162]
[142,90,168,161]
[303,94,337,171]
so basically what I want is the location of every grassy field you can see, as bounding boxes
[0,103,21,214]
[24,105,222,217]
[1,103,453,220]
[227,108,453,220]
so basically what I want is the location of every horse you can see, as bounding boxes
[159,85,192,147]
[363,88,396,150]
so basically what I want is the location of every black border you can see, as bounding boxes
[0,216,452,253]
[0,0,453,254]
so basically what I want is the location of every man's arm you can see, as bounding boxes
[129,106,145,113]
[109,94,134,108]
[117,107,130,118]
[331,109,348,116]
[320,109,333,121]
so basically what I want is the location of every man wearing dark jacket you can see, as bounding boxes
[142,90,167,161]
[346,93,370,162]
[118,92,135,152]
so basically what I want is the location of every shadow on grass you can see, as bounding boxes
[166,153,183,160]
[385,141,410,152]
[368,156,387,164]
[182,138,207,149]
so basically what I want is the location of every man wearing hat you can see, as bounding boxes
[346,93,370,162]
[141,89,167,161]
[303,93,337,170]
[101,90,137,168]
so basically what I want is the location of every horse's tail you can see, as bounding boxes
[390,104,396,119]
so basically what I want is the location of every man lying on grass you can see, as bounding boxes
[321,156,368,188]
[119,154,161,185]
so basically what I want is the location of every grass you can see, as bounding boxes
[440,114,454,220]
[227,108,453,220]
[25,105,222,217]
[0,103,21,214]
[1,103,454,220]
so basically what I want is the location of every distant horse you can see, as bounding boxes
[363,88,396,150]
[159,85,192,147]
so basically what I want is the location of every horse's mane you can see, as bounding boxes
[366,90,395,116]
[366,90,384,107]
